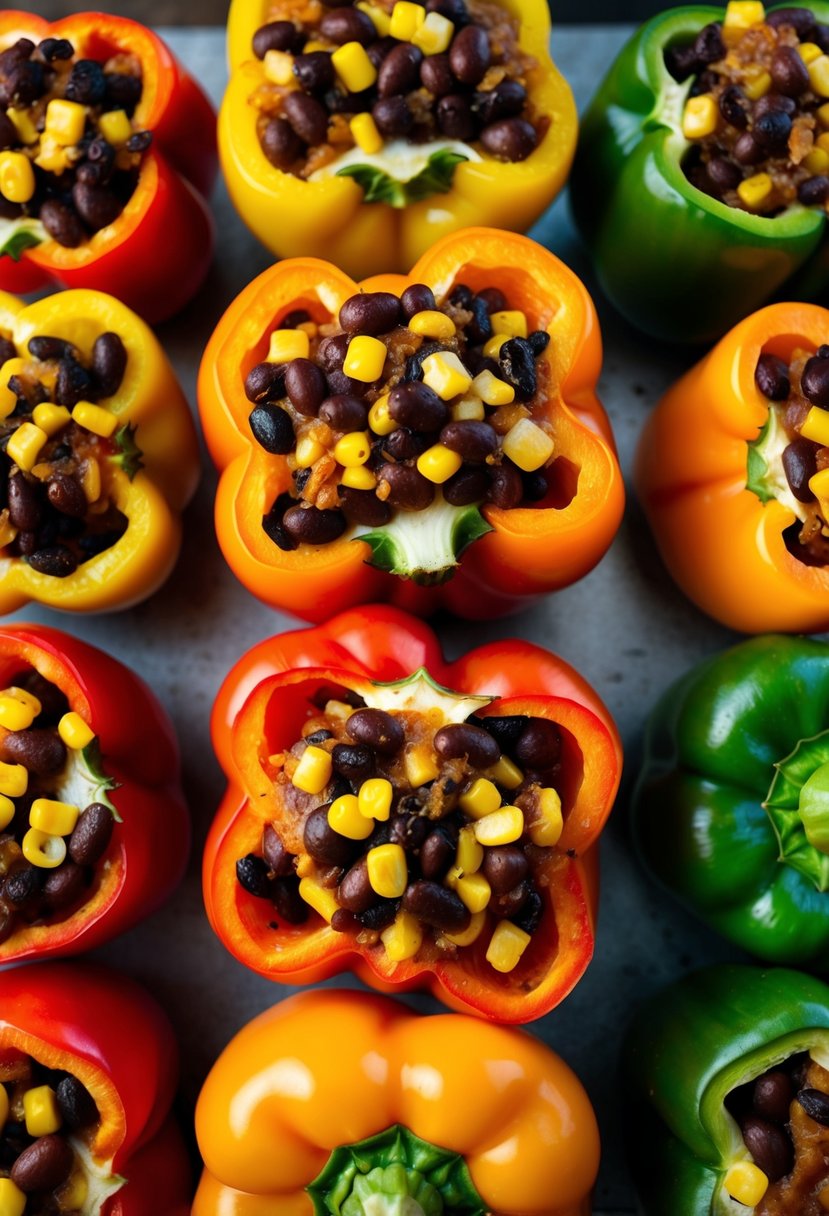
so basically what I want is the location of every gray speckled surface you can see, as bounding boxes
[4,24,755,1214]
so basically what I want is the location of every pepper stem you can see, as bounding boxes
[354,499,492,586]
[765,729,829,890]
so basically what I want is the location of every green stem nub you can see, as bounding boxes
[307,1126,486,1216]
[765,729,829,890]
[356,500,492,586]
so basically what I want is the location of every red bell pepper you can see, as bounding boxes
[206,605,621,1023]
[0,623,189,963]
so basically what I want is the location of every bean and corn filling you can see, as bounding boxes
[251,0,543,179]
[236,686,567,977]
[247,284,555,552]
[0,36,151,249]
[669,2,829,214]
[0,328,134,579]
[722,1053,829,1213]
[0,670,116,948]
[0,1049,101,1215]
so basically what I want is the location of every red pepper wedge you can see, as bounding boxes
[206,606,621,1023]
[0,961,191,1214]
[0,13,217,323]
[0,624,189,963]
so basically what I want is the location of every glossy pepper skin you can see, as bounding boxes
[571,4,829,345]
[0,287,199,614]
[222,0,576,278]
[0,12,217,324]
[206,605,621,1023]
[0,623,189,964]
[198,228,624,622]
[636,303,829,634]
[0,962,191,1215]
[624,964,829,1215]
[632,634,829,966]
[194,988,600,1216]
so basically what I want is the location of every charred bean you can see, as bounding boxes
[263,824,294,876]
[56,1076,98,1130]
[8,474,42,531]
[483,845,529,893]
[338,486,392,527]
[261,117,304,168]
[249,404,294,454]
[283,92,329,144]
[377,463,435,510]
[802,348,829,408]
[388,381,447,431]
[420,53,455,96]
[347,708,404,754]
[0,729,66,775]
[440,421,498,462]
[797,1087,829,1125]
[47,474,88,519]
[512,887,542,934]
[332,742,374,783]
[400,284,435,319]
[339,292,401,336]
[403,880,470,931]
[66,58,106,104]
[486,461,523,509]
[357,899,399,929]
[753,1070,794,1123]
[499,337,536,400]
[11,1135,74,1192]
[28,547,78,577]
[378,42,423,96]
[68,803,114,866]
[754,110,792,152]
[43,861,86,910]
[254,20,303,56]
[443,466,489,505]
[420,827,455,879]
[434,723,500,767]
[783,438,818,503]
[304,805,359,867]
[449,25,490,84]
[284,358,327,416]
[515,718,560,768]
[236,854,271,898]
[481,118,537,161]
[263,494,297,551]
[3,865,42,907]
[740,1116,794,1182]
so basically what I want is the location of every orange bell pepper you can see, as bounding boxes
[194,988,600,1216]
[198,228,624,621]
[636,302,829,633]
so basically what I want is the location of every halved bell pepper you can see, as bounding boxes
[0,286,199,614]
[633,633,829,966]
[636,302,829,634]
[205,605,621,1023]
[0,960,191,1215]
[624,964,829,1216]
[0,11,217,324]
[571,3,829,344]
[194,988,600,1215]
[0,623,190,964]
[198,228,624,622]
[222,0,576,278]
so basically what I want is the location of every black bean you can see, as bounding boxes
[249,404,294,455]
[43,861,86,910]
[11,1135,74,1193]
[376,43,423,98]
[340,292,401,336]
[522,470,548,501]
[284,358,327,417]
[0,729,66,775]
[458,297,489,347]
[261,117,304,168]
[271,874,308,923]
[15,531,37,558]
[401,285,435,320]
[321,7,376,43]
[449,24,490,85]
[769,44,810,98]
[377,462,435,510]
[478,287,507,314]
[282,309,313,329]
[367,38,397,69]
[444,466,489,505]
[236,853,271,898]
[0,337,14,365]
[491,881,530,919]
[27,545,77,578]
[55,357,94,408]
[282,504,347,545]
[74,179,124,232]
[426,0,469,23]
[319,394,368,431]
[664,41,699,83]
[8,474,42,531]
[783,438,819,503]
[317,335,349,373]
[55,1076,98,1131]
[707,157,742,193]
[357,899,399,929]
[332,742,375,783]
[440,421,498,462]
[797,1087,829,1125]
[799,175,829,206]
[481,117,537,162]
[245,361,286,404]
[803,349,829,408]
[694,22,725,64]
[0,58,45,108]
[253,20,304,57]
[388,381,447,431]
[67,803,114,868]
[437,93,478,140]
[347,707,404,754]
[92,332,127,398]
[512,887,542,934]
[733,131,763,166]
[434,723,500,767]
[65,58,106,105]
[767,7,817,36]
[754,110,792,153]
[38,37,74,63]
[262,824,293,876]
[404,340,442,382]
[304,805,358,867]
[3,865,42,907]
[420,53,455,97]
[283,92,329,145]
[338,486,392,527]
[105,71,142,114]
[263,494,298,551]
[0,111,15,150]
[753,1070,794,1123]
[403,880,470,932]
[47,474,88,519]
[420,827,455,879]
[381,427,428,462]
[373,96,414,137]
[499,337,536,401]
[475,79,527,126]
[515,718,560,768]
[718,84,748,130]
[486,461,523,509]
[754,353,790,401]
[294,51,335,93]
[740,1116,794,1182]
[40,200,86,249]
[483,845,529,894]
[127,131,153,154]
[389,812,430,850]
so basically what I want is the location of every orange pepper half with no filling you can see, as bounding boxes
[198,228,624,622]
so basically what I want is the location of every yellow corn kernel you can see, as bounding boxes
[682,95,718,140]
[817,132,829,155]
[404,743,439,787]
[0,357,23,419]
[264,49,295,85]
[34,133,69,175]
[408,309,455,340]
[421,351,472,400]
[4,687,40,716]
[724,1163,769,1208]
[58,711,94,750]
[55,1168,88,1212]
[325,699,353,720]
[81,457,102,505]
[530,786,564,847]
[341,464,377,490]
[298,320,318,339]
[30,798,80,837]
[810,55,829,98]
[0,1084,7,1128]
[357,2,392,34]
[472,369,515,405]
[490,755,523,789]
[818,102,829,128]
[802,41,824,64]
[455,871,491,913]
[358,777,393,821]
[0,762,26,798]
[332,41,377,92]
[389,0,426,38]
[474,805,524,846]
[0,514,16,549]
[381,909,422,961]
[292,745,332,794]
[333,431,371,467]
[416,443,463,485]
[350,112,383,155]
[0,695,35,732]
[97,109,133,146]
[344,335,387,382]
[453,397,485,422]
[368,394,397,435]
[298,876,339,922]
[0,151,35,204]
[443,909,486,947]
[483,333,509,358]
[802,405,829,446]
[489,310,527,339]
[456,824,483,875]
[804,148,829,175]
[22,828,66,869]
[486,920,531,972]
[459,777,501,819]
[367,842,408,898]
[0,797,14,833]
[295,853,314,878]
[303,39,329,53]
[268,329,310,364]
[72,401,118,439]
[738,172,773,211]
[724,1,765,29]
[502,418,554,472]
[412,10,454,53]
[810,468,829,513]
[6,108,37,145]
[0,1179,26,1216]
[32,403,71,437]
[294,433,326,468]
[7,422,47,472]
[45,99,86,146]
[328,793,374,840]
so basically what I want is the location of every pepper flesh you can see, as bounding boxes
[636,302,829,634]
[198,227,624,622]
[205,605,621,1022]
[0,12,217,323]
[194,988,600,1215]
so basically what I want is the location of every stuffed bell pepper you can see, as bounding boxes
[637,302,829,633]
[221,0,576,277]
[625,964,829,1216]
[198,228,624,621]
[194,988,600,1216]
[0,287,199,615]
[632,633,829,966]
[0,623,189,964]
[206,605,621,1023]
[0,961,190,1216]
[0,11,216,324]
[572,1,829,344]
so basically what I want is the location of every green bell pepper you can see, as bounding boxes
[633,634,829,965]
[624,964,829,1215]
[570,3,829,344]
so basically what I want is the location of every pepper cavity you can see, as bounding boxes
[0,35,151,247]
[235,684,565,976]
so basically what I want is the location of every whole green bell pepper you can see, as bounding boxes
[624,964,829,1215]
[571,3,829,344]
[633,634,829,966]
